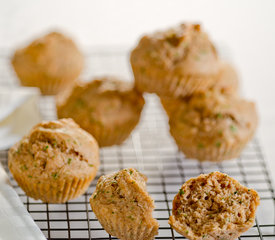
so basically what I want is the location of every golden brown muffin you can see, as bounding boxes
[167,92,258,161]
[8,118,99,203]
[131,23,224,97]
[169,172,260,240]
[56,77,145,147]
[12,32,84,95]
[90,168,159,240]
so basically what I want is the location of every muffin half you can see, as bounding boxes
[90,168,159,240]
[8,118,99,203]
[167,92,258,161]
[169,172,260,240]
[131,23,224,97]
[56,77,145,147]
[12,32,84,95]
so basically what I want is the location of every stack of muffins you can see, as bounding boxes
[130,23,258,162]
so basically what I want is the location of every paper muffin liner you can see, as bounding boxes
[132,65,218,98]
[18,74,76,96]
[90,207,158,240]
[170,126,253,162]
[11,171,95,203]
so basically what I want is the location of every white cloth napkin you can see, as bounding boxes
[0,87,41,150]
[0,162,46,240]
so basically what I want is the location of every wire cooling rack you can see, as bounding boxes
[0,49,275,240]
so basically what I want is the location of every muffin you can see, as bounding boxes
[169,172,260,240]
[131,23,224,97]
[90,168,159,240]
[56,77,145,147]
[167,92,258,161]
[12,32,84,95]
[8,118,99,203]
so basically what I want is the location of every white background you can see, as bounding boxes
[1,0,275,178]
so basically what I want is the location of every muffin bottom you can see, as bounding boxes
[133,67,218,98]
[170,128,254,162]
[12,173,96,203]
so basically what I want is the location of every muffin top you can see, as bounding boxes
[169,172,260,240]
[57,77,145,128]
[168,92,258,147]
[8,118,99,181]
[12,31,84,79]
[131,23,220,76]
[90,168,157,227]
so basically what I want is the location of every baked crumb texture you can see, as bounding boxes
[90,168,159,240]
[166,92,258,162]
[8,118,99,203]
[57,77,145,147]
[12,32,84,95]
[130,23,238,98]
[169,172,260,240]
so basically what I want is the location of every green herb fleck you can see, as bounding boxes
[52,172,58,179]
[76,99,85,107]
[234,191,238,195]
[230,125,237,132]
[131,181,135,184]
[68,158,72,164]
[203,234,207,238]
[216,113,223,118]
[89,164,94,167]
[93,194,97,199]
[128,215,135,220]
[52,140,57,147]
[185,230,189,234]
[43,145,49,151]
[21,164,28,171]
[248,189,251,191]
[179,189,185,195]
[215,141,221,148]
[129,170,133,175]
[28,175,32,178]
[112,211,114,214]
[198,143,204,149]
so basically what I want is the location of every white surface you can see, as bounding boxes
[0,87,41,150]
[0,0,274,180]
[0,163,46,240]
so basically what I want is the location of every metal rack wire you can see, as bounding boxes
[0,49,275,239]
